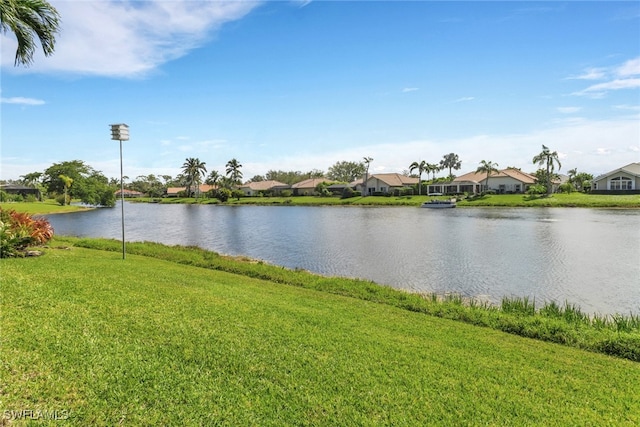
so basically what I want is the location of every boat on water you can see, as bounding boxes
[421,198,456,209]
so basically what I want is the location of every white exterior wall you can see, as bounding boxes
[593,173,637,190]
[488,176,527,192]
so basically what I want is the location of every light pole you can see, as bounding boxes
[110,123,129,260]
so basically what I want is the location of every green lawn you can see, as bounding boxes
[0,199,92,215]
[457,192,640,208]
[4,193,640,213]
[133,192,640,208]
[1,241,639,425]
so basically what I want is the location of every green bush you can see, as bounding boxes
[527,184,546,195]
[341,187,356,199]
[215,188,232,202]
[558,183,574,194]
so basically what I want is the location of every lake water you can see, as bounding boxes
[46,203,640,315]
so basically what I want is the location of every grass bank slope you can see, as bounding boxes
[1,243,639,425]
[135,192,640,208]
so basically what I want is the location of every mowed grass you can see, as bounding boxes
[1,244,639,425]
[457,192,640,208]
[134,192,640,208]
[0,200,91,215]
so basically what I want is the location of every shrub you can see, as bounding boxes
[558,183,574,194]
[527,184,546,195]
[281,190,292,197]
[0,208,54,258]
[231,190,244,201]
[215,188,232,202]
[341,187,356,199]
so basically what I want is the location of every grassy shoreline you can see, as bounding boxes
[3,193,640,214]
[132,192,640,208]
[48,237,640,362]
[0,200,93,215]
[2,238,639,425]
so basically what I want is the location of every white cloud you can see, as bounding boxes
[570,57,640,97]
[616,57,640,77]
[574,78,640,97]
[453,97,475,103]
[0,96,45,105]
[613,104,640,111]
[556,106,581,114]
[0,0,261,77]
[230,116,640,180]
[568,67,607,80]
[2,115,637,180]
[402,87,419,93]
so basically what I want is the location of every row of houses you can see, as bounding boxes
[7,162,635,199]
[155,162,640,197]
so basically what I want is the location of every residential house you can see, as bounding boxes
[354,173,418,195]
[239,180,290,196]
[165,184,217,197]
[291,178,332,196]
[115,189,144,198]
[592,162,640,193]
[0,184,41,200]
[427,168,536,195]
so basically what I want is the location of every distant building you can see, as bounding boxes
[353,173,418,195]
[592,163,640,194]
[115,189,144,198]
[426,168,537,195]
[291,178,332,196]
[0,184,41,200]
[239,180,290,196]
[165,184,217,197]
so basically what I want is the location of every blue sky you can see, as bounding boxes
[1,0,639,182]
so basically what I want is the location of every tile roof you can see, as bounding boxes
[166,184,217,194]
[368,173,418,186]
[453,168,536,184]
[595,162,640,180]
[240,180,289,191]
[291,178,332,189]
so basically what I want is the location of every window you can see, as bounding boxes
[610,176,633,190]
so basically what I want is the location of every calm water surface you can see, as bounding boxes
[47,203,640,315]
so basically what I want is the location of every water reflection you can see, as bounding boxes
[47,203,640,315]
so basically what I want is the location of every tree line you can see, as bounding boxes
[1,146,595,206]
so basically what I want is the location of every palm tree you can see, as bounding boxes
[362,156,373,197]
[0,0,61,67]
[567,168,578,190]
[205,170,220,186]
[409,160,427,195]
[440,153,462,178]
[181,157,207,197]
[58,174,73,205]
[225,158,243,185]
[476,160,499,193]
[532,145,562,195]
[426,163,440,181]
